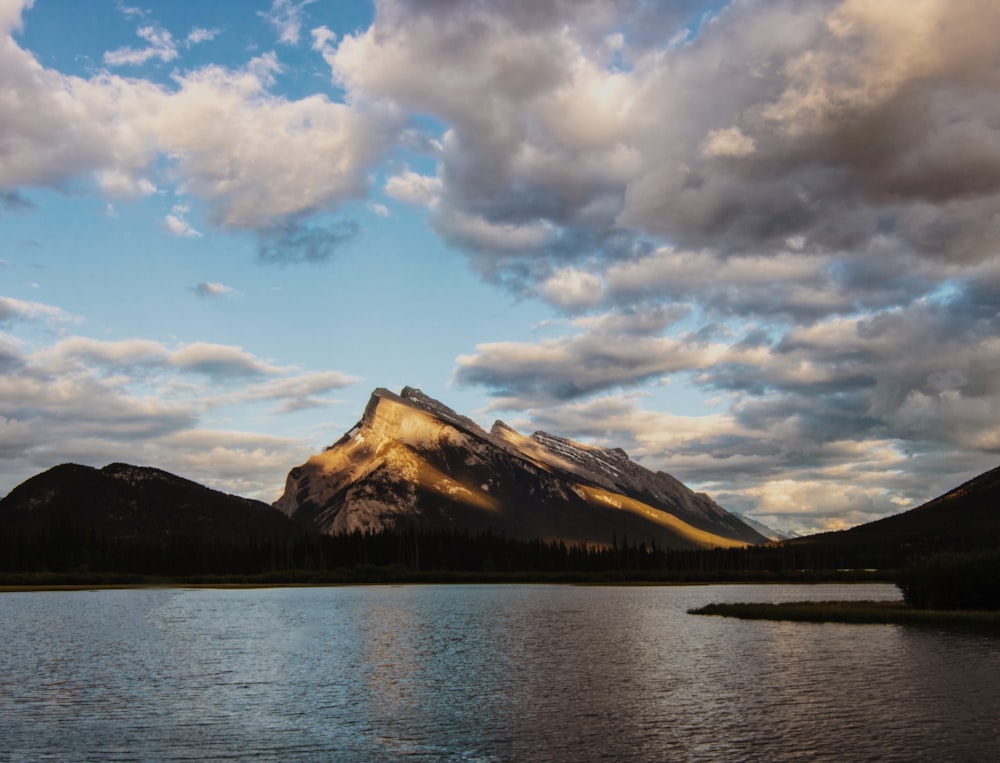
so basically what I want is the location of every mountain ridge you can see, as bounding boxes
[274,386,767,548]
[0,461,305,541]
[2,450,997,578]
[783,462,1000,566]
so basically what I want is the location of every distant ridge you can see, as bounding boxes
[735,513,799,542]
[275,386,767,549]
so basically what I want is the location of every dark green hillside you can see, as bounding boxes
[0,462,306,542]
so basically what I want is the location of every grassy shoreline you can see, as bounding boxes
[688,600,1000,631]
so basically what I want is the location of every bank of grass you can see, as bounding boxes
[688,600,1000,631]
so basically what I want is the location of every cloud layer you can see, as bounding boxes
[345,0,1000,530]
[2,0,999,531]
[0,298,361,499]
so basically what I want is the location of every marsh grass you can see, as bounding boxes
[688,600,1000,631]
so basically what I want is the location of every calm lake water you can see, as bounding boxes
[1,583,997,762]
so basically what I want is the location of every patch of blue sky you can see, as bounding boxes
[17,1,373,98]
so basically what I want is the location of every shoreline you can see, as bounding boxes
[688,600,1000,631]
[0,568,894,590]
[0,579,900,593]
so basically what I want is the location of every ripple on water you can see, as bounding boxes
[1,584,997,762]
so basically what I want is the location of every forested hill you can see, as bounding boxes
[779,464,1000,569]
[0,462,305,541]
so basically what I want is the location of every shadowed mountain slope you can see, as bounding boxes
[782,464,1000,567]
[0,462,306,541]
[275,387,766,549]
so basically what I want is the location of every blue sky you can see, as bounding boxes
[2,0,999,534]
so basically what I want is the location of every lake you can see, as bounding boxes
[1,584,997,761]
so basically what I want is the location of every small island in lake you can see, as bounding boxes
[690,549,1000,631]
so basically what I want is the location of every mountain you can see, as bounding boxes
[0,462,306,541]
[782,464,1000,567]
[734,513,799,542]
[275,386,767,549]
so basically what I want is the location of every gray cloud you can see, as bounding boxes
[0,190,32,212]
[373,0,1000,529]
[455,329,716,404]
[256,219,361,264]
[329,0,1000,292]
[0,317,361,500]
[168,343,282,378]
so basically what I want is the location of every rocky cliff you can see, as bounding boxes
[275,387,766,549]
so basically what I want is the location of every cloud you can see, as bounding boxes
[0,296,75,326]
[384,170,441,206]
[158,57,398,231]
[32,336,286,379]
[366,201,390,217]
[310,25,336,51]
[186,27,219,46]
[104,25,179,67]
[455,329,720,405]
[310,0,999,525]
[0,190,32,212]
[168,342,284,378]
[320,0,1000,283]
[259,0,317,45]
[234,370,363,413]
[150,429,315,499]
[192,281,238,299]
[701,127,756,158]
[456,272,1000,532]
[164,205,202,237]
[0,314,361,500]
[6,0,1000,277]
[330,1,644,275]
[501,390,997,535]
[570,305,690,336]
[0,7,400,243]
[256,219,361,264]
[5,0,1000,527]
[539,268,604,312]
[0,340,200,445]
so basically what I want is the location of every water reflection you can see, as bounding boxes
[1,584,997,762]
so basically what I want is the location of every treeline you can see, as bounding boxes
[10,517,997,609]
[896,551,1000,610]
[0,517,897,582]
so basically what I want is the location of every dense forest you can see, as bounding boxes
[7,514,1000,612]
[0,519,898,583]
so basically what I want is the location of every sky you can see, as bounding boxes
[2,0,999,535]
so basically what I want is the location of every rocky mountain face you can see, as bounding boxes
[0,462,306,541]
[275,387,767,549]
